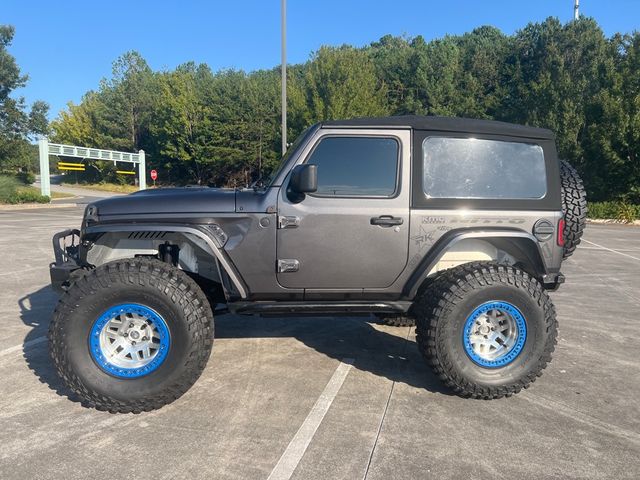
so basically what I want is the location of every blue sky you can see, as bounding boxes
[5,0,640,120]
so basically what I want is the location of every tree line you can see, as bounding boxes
[2,18,639,202]
[0,26,49,182]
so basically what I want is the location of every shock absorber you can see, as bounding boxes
[159,241,180,266]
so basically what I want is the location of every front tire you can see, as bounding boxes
[49,258,214,413]
[414,262,557,399]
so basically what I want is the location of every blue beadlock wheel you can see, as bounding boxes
[89,303,171,378]
[462,301,527,368]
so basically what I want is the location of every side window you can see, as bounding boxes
[306,137,399,197]
[422,137,546,199]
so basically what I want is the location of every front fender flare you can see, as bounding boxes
[84,223,249,299]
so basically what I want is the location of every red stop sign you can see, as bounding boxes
[150,169,158,181]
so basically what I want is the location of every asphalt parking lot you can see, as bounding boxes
[0,206,638,480]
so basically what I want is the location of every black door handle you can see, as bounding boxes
[370,215,404,227]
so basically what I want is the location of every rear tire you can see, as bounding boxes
[560,160,587,259]
[414,262,557,399]
[49,258,214,413]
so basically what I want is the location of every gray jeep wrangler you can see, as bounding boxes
[48,115,587,413]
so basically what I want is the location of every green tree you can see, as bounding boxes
[582,32,640,201]
[368,35,418,113]
[0,25,49,174]
[149,63,217,185]
[51,51,154,152]
[503,18,622,199]
[409,36,463,116]
[51,91,109,147]
[48,18,640,201]
[454,26,510,118]
[301,46,389,123]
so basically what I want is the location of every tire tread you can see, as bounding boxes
[49,258,213,414]
[414,262,557,399]
[560,160,588,259]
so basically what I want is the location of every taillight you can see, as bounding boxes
[557,218,565,247]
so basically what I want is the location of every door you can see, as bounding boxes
[276,129,411,290]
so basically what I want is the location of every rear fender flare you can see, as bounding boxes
[403,229,548,299]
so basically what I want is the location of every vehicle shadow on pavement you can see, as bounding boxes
[18,286,80,402]
[18,288,451,407]
[215,314,452,395]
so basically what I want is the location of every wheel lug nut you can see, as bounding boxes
[131,341,137,346]
[142,336,148,341]
[129,323,135,328]
[123,332,128,337]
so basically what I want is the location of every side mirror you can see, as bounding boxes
[287,164,317,202]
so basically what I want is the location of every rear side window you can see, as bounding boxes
[307,137,399,197]
[422,137,546,199]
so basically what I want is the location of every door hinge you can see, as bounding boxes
[278,215,300,229]
[277,259,300,273]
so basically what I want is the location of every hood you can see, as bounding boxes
[93,187,237,217]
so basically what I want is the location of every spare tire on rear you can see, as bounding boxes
[560,160,587,259]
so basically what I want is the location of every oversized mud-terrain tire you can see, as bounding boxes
[414,262,557,399]
[560,159,587,259]
[377,315,415,327]
[49,258,214,413]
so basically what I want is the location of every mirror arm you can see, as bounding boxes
[286,187,306,204]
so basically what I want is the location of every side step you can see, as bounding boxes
[229,301,412,317]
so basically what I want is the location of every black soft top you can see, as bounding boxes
[322,115,554,140]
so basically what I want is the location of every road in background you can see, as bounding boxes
[0,208,638,480]
[33,175,125,205]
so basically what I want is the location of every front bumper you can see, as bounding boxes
[50,229,83,293]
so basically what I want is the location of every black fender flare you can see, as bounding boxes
[403,228,549,299]
[83,223,249,299]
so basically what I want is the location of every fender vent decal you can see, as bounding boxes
[127,231,168,240]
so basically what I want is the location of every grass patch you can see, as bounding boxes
[51,190,75,199]
[61,182,139,194]
[588,201,640,223]
[0,175,19,202]
[0,176,50,204]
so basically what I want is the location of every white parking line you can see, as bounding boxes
[267,358,354,480]
[579,247,640,252]
[0,335,46,358]
[582,239,640,261]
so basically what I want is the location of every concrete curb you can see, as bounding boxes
[587,218,640,226]
[0,202,79,211]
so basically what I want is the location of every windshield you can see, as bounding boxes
[266,125,317,187]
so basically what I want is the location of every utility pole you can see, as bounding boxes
[574,0,580,20]
[281,0,287,155]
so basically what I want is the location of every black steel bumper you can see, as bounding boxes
[50,229,82,293]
